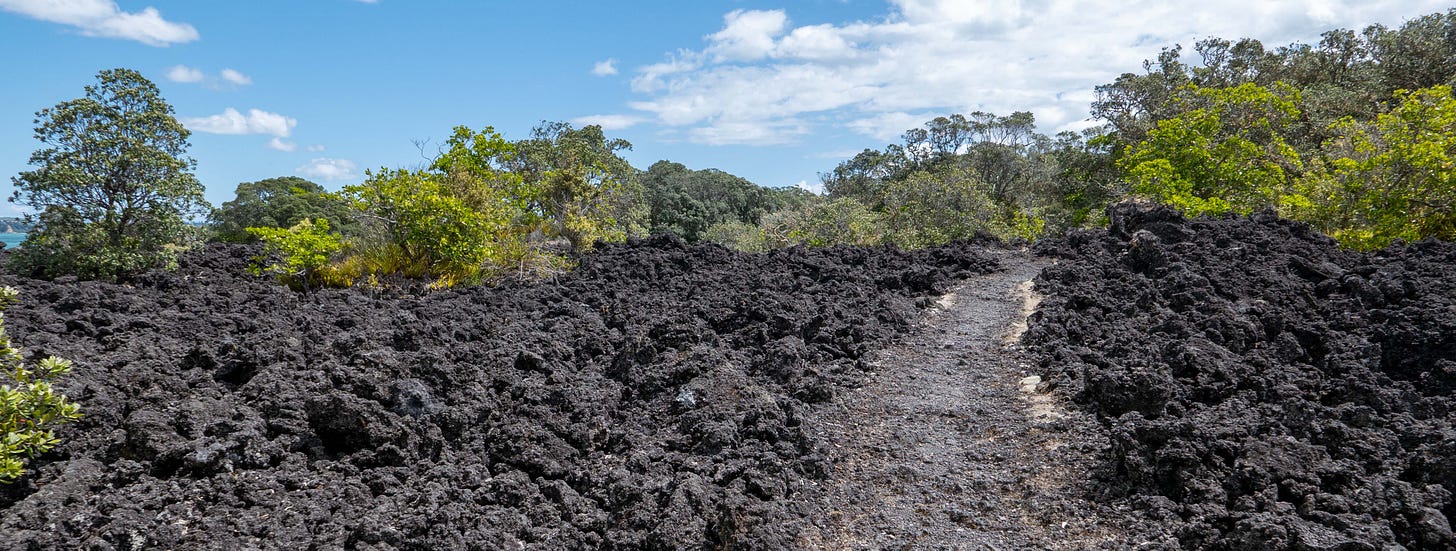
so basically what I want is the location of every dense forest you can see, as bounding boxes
[4,9,1455,288]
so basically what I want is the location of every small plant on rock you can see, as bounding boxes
[0,286,82,483]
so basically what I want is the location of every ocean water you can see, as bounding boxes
[0,233,25,249]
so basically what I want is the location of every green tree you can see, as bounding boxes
[1120,82,1305,216]
[9,68,208,279]
[1037,128,1125,228]
[211,177,355,242]
[506,122,646,250]
[821,148,905,208]
[0,287,81,483]
[642,161,786,241]
[1292,86,1456,249]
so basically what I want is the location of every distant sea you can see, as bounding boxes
[0,232,25,249]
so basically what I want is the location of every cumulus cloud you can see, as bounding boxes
[0,0,197,46]
[219,68,252,86]
[591,59,619,76]
[267,137,297,152]
[306,144,326,152]
[707,9,788,62]
[794,180,825,195]
[571,114,644,131]
[624,0,1450,145]
[182,108,297,138]
[165,64,204,83]
[296,158,358,181]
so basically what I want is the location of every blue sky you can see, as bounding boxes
[0,0,1448,214]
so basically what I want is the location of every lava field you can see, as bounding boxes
[1,207,1453,550]
[0,236,998,549]
[1027,205,1456,549]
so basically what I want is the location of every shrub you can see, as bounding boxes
[764,197,886,248]
[879,167,1003,248]
[1120,82,1304,216]
[701,220,769,253]
[248,218,344,292]
[1289,85,1456,249]
[0,287,81,483]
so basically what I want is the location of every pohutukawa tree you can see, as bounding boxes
[10,68,208,279]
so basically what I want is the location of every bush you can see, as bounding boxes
[1289,85,1456,249]
[248,218,344,292]
[0,287,81,483]
[763,197,886,248]
[879,167,1003,248]
[701,220,769,252]
[1120,82,1304,216]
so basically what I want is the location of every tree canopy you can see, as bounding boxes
[211,176,354,242]
[9,68,208,279]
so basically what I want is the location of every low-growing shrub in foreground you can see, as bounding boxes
[0,287,81,483]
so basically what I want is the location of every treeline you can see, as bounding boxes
[7,10,1456,289]
[732,8,1456,252]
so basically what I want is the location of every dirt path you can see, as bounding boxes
[796,250,1139,549]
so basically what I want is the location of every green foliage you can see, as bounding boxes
[0,287,81,483]
[1291,86,1456,249]
[342,168,510,286]
[9,68,208,280]
[1089,10,1456,249]
[1120,82,1305,216]
[506,122,646,250]
[642,161,796,241]
[1032,129,1125,229]
[763,197,886,248]
[879,167,1001,248]
[324,125,572,289]
[814,112,1088,245]
[248,218,344,291]
[212,177,355,242]
[1007,210,1047,242]
[701,220,769,253]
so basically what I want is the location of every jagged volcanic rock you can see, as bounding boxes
[1027,205,1456,550]
[0,236,998,550]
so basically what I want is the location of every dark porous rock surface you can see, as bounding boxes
[1027,204,1456,550]
[0,236,998,550]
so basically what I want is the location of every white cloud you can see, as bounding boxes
[591,58,618,76]
[182,108,297,138]
[623,0,1451,145]
[219,68,252,86]
[165,64,204,83]
[794,180,826,195]
[571,114,645,131]
[847,112,932,142]
[296,158,358,181]
[306,144,326,152]
[166,66,253,88]
[0,0,197,46]
[267,137,297,152]
[707,9,789,62]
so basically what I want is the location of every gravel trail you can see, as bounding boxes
[797,250,1140,549]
